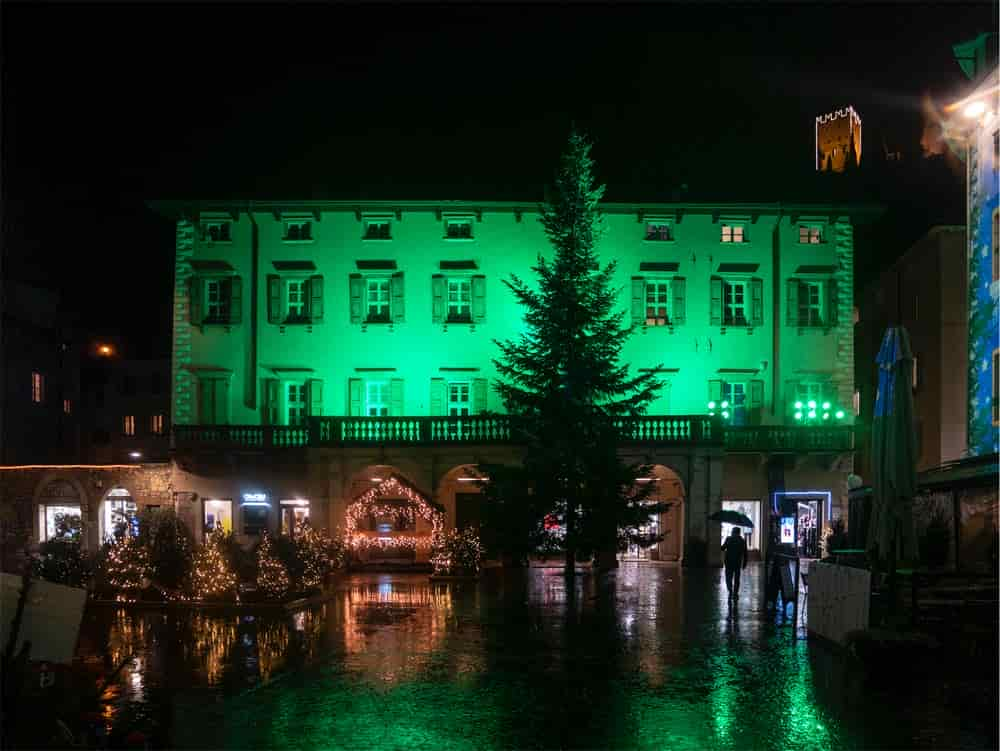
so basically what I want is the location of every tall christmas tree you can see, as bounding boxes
[191,528,239,601]
[492,128,666,572]
[256,531,290,598]
[106,534,150,597]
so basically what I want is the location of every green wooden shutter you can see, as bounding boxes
[749,379,764,425]
[308,275,324,323]
[198,378,215,423]
[631,277,645,326]
[825,279,838,326]
[750,278,763,327]
[710,278,723,325]
[670,277,686,325]
[307,378,323,417]
[228,276,242,324]
[430,378,446,416]
[708,379,723,404]
[471,275,486,323]
[189,276,203,327]
[215,379,230,425]
[348,378,362,416]
[389,378,404,416]
[472,378,487,413]
[262,378,279,425]
[267,275,281,324]
[390,272,405,323]
[349,274,364,324]
[786,279,799,326]
[432,275,446,323]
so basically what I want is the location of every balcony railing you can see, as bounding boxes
[173,417,853,453]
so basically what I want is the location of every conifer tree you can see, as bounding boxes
[256,531,290,598]
[492,129,667,572]
[191,527,239,601]
[106,534,150,597]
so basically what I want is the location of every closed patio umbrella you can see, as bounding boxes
[866,327,919,585]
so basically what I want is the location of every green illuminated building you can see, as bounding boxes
[151,199,869,565]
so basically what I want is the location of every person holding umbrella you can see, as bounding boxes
[722,527,749,599]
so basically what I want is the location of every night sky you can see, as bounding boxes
[3,2,996,358]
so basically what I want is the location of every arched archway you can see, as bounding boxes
[640,465,685,562]
[436,463,487,532]
[33,475,88,546]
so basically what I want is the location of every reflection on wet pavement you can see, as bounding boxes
[74,564,996,750]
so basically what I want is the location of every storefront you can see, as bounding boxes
[719,499,762,555]
[772,491,832,560]
[280,498,310,535]
[100,488,138,541]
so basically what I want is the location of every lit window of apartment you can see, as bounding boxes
[151,414,165,435]
[444,218,473,239]
[363,218,391,240]
[286,279,306,319]
[721,223,746,243]
[286,383,307,426]
[645,281,671,326]
[200,220,232,243]
[723,280,748,326]
[644,222,673,242]
[447,279,472,322]
[123,415,136,436]
[366,381,389,416]
[63,398,72,415]
[798,224,823,244]
[283,218,313,242]
[31,372,44,403]
[366,278,391,323]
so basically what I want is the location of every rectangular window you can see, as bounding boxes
[447,279,472,322]
[448,381,471,438]
[200,220,232,243]
[242,505,269,536]
[280,500,310,535]
[31,372,43,403]
[286,279,306,319]
[721,224,746,243]
[798,281,824,326]
[39,504,82,542]
[203,499,233,534]
[363,219,391,240]
[283,219,313,242]
[722,382,748,426]
[366,278,391,322]
[205,279,226,321]
[798,224,823,244]
[796,382,824,411]
[645,281,671,326]
[444,218,473,239]
[645,222,673,241]
[366,381,389,416]
[723,281,747,325]
[151,414,165,435]
[286,383,307,426]
[123,415,135,435]
[63,398,72,415]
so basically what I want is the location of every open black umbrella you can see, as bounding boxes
[708,510,754,528]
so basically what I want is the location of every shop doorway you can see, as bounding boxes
[719,499,762,556]
[796,499,822,559]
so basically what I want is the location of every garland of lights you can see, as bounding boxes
[106,534,150,598]
[256,531,290,598]
[191,528,239,601]
[430,528,484,576]
[346,476,445,551]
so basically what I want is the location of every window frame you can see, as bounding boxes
[203,498,233,535]
[200,220,233,244]
[796,382,825,412]
[721,223,747,244]
[799,280,824,327]
[31,371,44,403]
[123,415,136,436]
[282,217,314,243]
[365,277,391,323]
[644,279,672,326]
[286,278,307,320]
[798,224,824,244]
[444,217,474,240]
[63,398,72,415]
[286,382,307,426]
[723,279,748,326]
[447,278,473,322]
[365,380,390,416]
[204,278,228,322]
[151,414,165,435]
[363,218,392,241]
[722,381,749,426]
[644,221,674,242]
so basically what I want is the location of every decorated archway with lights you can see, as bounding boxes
[345,475,445,562]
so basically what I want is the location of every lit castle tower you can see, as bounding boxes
[815,106,862,172]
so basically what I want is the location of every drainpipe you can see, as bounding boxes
[247,207,259,411]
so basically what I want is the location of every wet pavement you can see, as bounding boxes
[74,564,997,750]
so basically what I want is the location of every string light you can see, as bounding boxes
[346,475,445,552]
[256,531,290,598]
[191,528,239,601]
[431,528,483,576]
[106,535,150,599]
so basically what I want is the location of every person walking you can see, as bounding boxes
[722,527,748,599]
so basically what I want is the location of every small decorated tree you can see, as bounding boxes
[431,528,484,576]
[256,531,290,598]
[191,528,239,601]
[105,534,150,597]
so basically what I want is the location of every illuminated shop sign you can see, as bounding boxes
[241,492,270,506]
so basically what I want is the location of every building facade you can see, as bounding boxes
[139,199,866,566]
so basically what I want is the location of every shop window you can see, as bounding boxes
[38,504,81,542]
[280,500,310,535]
[203,499,233,534]
[243,505,269,536]
[102,489,137,541]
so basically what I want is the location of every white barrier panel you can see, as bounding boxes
[0,574,88,664]
[806,562,870,646]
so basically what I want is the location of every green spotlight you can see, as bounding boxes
[794,401,803,409]
[822,401,831,410]
[722,411,730,419]
[808,410,817,419]
[794,411,803,420]
[808,400,817,409]
[823,413,830,420]
[708,401,716,410]
[721,400,729,409]
[835,409,845,419]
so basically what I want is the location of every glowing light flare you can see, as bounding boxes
[964,100,986,118]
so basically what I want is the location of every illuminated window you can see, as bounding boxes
[447,279,472,322]
[286,279,306,319]
[645,281,671,326]
[721,224,746,243]
[123,415,135,435]
[283,219,313,242]
[645,222,673,241]
[31,372,43,403]
[280,500,310,535]
[444,218,473,239]
[102,490,137,541]
[366,381,389,416]
[723,281,747,325]
[200,220,232,243]
[38,504,81,542]
[286,383,307,426]
[63,398,72,415]
[798,224,823,244]
[363,219,391,240]
[366,278,391,322]
[798,281,824,326]
[151,414,165,435]
[722,382,748,426]
[203,499,233,534]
